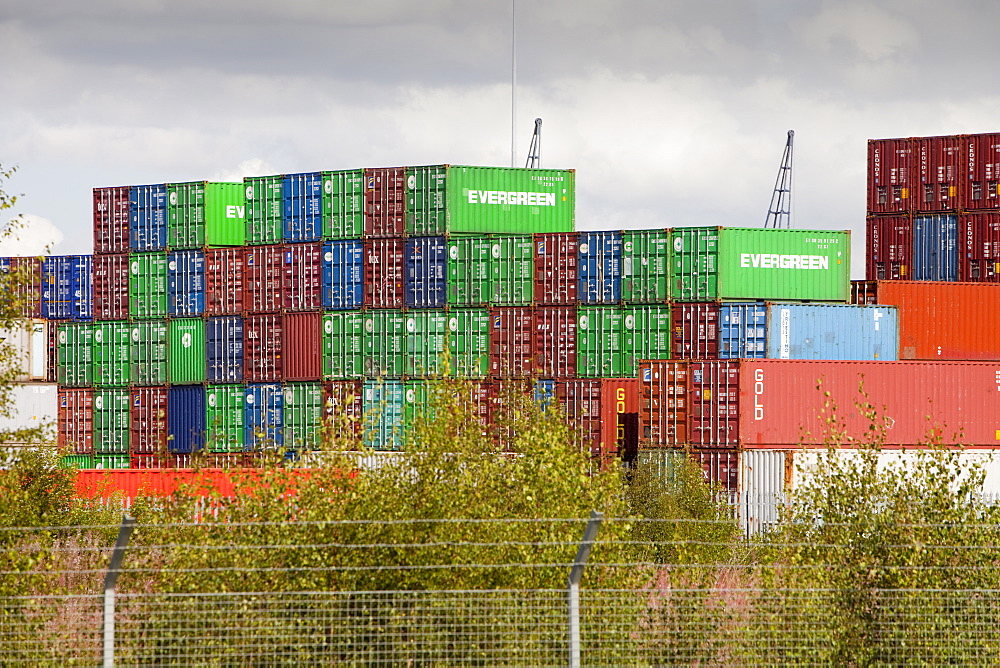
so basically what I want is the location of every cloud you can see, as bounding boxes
[0,214,66,256]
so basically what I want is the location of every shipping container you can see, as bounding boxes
[46,324,57,383]
[719,303,767,359]
[867,138,914,214]
[448,308,490,377]
[168,318,206,384]
[578,231,622,303]
[322,312,365,380]
[671,303,719,358]
[206,316,243,383]
[42,255,92,320]
[866,214,912,280]
[364,167,406,238]
[130,387,169,454]
[130,184,168,251]
[576,306,629,377]
[405,236,448,308]
[93,186,131,254]
[363,238,405,308]
[167,181,246,248]
[92,253,129,319]
[640,359,1000,449]
[534,306,576,378]
[92,320,131,386]
[244,245,283,314]
[202,247,245,316]
[364,310,406,378]
[283,382,322,451]
[363,379,404,451]
[533,233,577,305]
[167,249,205,316]
[914,135,962,212]
[130,320,168,386]
[244,314,282,382]
[671,227,850,302]
[621,229,671,303]
[960,211,1000,282]
[58,388,93,455]
[489,307,533,377]
[323,380,364,438]
[912,214,957,281]
[93,455,130,469]
[404,310,448,377]
[555,378,639,460]
[324,169,366,238]
[0,320,48,382]
[92,388,129,455]
[282,172,324,242]
[405,165,575,236]
[205,384,244,453]
[739,449,788,534]
[60,455,94,469]
[626,305,672,375]
[962,133,1000,210]
[322,240,364,309]
[129,252,168,319]
[245,383,283,451]
[244,175,284,246]
[168,385,205,454]
[57,322,93,387]
[447,236,493,306]
[283,242,323,311]
[0,383,57,437]
[283,312,322,381]
[763,303,898,360]
[0,257,43,318]
[492,235,534,305]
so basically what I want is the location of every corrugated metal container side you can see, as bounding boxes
[323,381,364,437]
[0,257,43,318]
[205,384,244,453]
[912,214,957,281]
[448,308,490,377]
[324,169,366,238]
[204,247,245,315]
[322,240,364,309]
[633,450,739,493]
[447,236,493,306]
[283,382,322,451]
[914,135,962,212]
[364,238,405,308]
[206,316,243,382]
[168,385,206,454]
[867,138,914,214]
[283,243,323,311]
[533,233,577,305]
[129,387,169,454]
[93,455,130,470]
[56,322,93,387]
[719,303,767,359]
[92,388,129,455]
[405,236,448,308]
[92,320,131,386]
[167,181,246,248]
[671,303,719,358]
[577,306,628,377]
[244,314,282,382]
[93,253,129,319]
[404,310,448,377]
[961,211,1000,282]
[555,378,640,461]
[129,252,168,319]
[0,384,57,436]
[489,307,533,377]
[364,310,407,378]
[0,320,49,382]
[962,133,1000,210]
[130,184,168,251]
[671,227,850,302]
[130,320,168,386]
[492,235,534,305]
[363,379,404,451]
[93,186,131,254]
[622,229,671,303]
[283,312,322,381]
[739,449,788,534]
[765,303,898,360]
[534,306,576,378]
[167,249,206,316]
[323,312,365,379]
[46,324,57,383]
[244,175,283,245]
[245,383,283,451]
[639,360,688,446]
[42,255,92,320]
[282,172,324,242]
[405,165,575,236]
[627,305,672,375]
[577,231,622,304]
[364,167,406,238]
[60,455,94,469]
[244,245,283,314]
[168,318,206,385]
[58,388,93,455]
[599,378,640,461]
[866,214,912,280]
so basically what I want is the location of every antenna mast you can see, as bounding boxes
[765,130,794,229]
[525,118,542,168]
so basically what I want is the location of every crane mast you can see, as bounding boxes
[525,118,542,169]
[765,130,794,229]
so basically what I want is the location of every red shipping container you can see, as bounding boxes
[489,307,534,377]
[130,387,169,455]
[282,312,321,381]
[641,359,1000,449]
[693,449,739,492]
[3,257,43,318]
[914,135,962,212]
[534,306,577,378]
[283,243,322,311]
[324,381,364,437]
[867,138,915,214]
[866,214,913,280]
[533,233,577,305]
[671,303,719,358]
[364,167,406,237]
[93,186,130,255]
[245,314,282,381]
[556,378,639,460]
[364,238,405,308]
[93,253,130,320]
[962,133,1000,210]
[639,360,739,448]
[205,247,246,316]
[244,245,283,314]
[58,388,93,455]
[960,212,1000,282]
[47,323,57,382]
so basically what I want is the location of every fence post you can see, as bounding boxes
[102,514,136,668]
[568,510,603,668]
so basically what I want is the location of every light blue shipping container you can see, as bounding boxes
[206,316,243,382]
[282,172,324,242]
[167,249,205,316]
[245,383,283,451]
[363,380,404,451]
[130,184,168,251]
[578,231,622,303]
[42,255,92,320]
[913,214,957,281]
[765,303,898,360]
[719,304,767,359]
[322,240,364,309]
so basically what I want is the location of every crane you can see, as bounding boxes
[525,118,542,169]
[764,130,794,229]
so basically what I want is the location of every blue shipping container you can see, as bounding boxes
[765,303,898,360]
[206,316,244,382]
[578,231,622,303]
[282,172,324,242]
[168,385,205,454]
[130,184,168,251]
[719,303,767,359]
[322,240,364,309]
[405,237,447,308]
[42,255,92,320]
[167,249,205,316]
[913,214,957,281]
[363,380,404,451]
[245,383,283,451]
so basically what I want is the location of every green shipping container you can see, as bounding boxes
[283,382,323,451]
[59,455,94,469]
[447,308,490,377]
[671,227,851,302]
[405,310,448,377]
[94,454,130,469]
[324,169,366,238]
[129,252,168,318]
[131,320,168,386]
[323,312,366,379]
[626,305,672,375]
[168,318,206,384]
[363,379,404,451]
[93,388,129,455]
[403,379,431,428]
[57,322,93,387]
[244,175,284,245]
[406,165,575,236]
[492,235,534,304]
[92,321,131,386]
[206,384,244,453]
[447,235,534,306]
[622,229,671,303]
[168,181,246,248]
[576,307,630,378]
[364,310,407,378]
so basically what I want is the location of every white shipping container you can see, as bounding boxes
[0,320,48,381]
[0,383,58,438]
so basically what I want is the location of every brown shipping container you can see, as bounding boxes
[364,238,405,308]
[130,387,169,454]
[672,303,719,358]
[962,133,1000,210]
[93,186,130,255]
[556,378,640,461]
[245,314,282,381]
[851,280,1000,359]
[640,358,1000,449]
[866,214,913,280]
[533,233,578,305]
[489,307,534,377]
[324,381,364,437]
[283,243,323,311]
[282,312,321,381]
[93,253,130,320]
[693,449,739,492]
[534,306,576,378]
[960,212,1000,282]
[244,245,283,314]
[205,248,246,316]
[867,138,914,214]
[58,388,93,455]
[914,135,962,212]
[364,167,406,237]
[5,257,43,318]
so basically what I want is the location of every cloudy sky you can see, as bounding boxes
[1,0,998,277]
